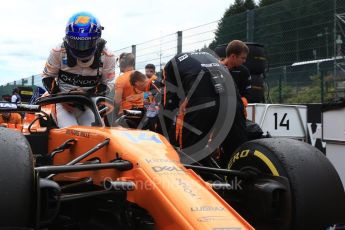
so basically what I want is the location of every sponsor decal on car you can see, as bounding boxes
[145,158,178,164]
[66,129,90,138]
[120,132,162,144]
[196,216,233,222]
[151,165,184,173]
[175,178,201,200]
[213,228,242,230]
[191,206,225,212]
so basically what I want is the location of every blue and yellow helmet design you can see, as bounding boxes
[65,12,102,58]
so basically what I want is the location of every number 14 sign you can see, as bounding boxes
[247,104,307,139]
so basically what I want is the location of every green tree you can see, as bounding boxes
[243,0,256,10]
[269,74,335,104]
[210,0,336,66]
[209,0,257,49]
[228,0,256,15]
[258,0,283,7]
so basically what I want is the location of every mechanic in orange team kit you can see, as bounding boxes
[145,63,158,80]
[113,53,144,118]
[0,112,22,127]
[129,70,164,131]
[42,12,115,128]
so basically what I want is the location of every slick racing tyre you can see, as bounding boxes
[0,127,35,228]
[227,138,344,230]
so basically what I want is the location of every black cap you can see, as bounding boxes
[12,87,19,94]
[214,44,227,59]
[145,63,156,71]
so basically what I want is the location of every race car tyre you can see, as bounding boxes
[0,127,35,227]
[227,138,345,230]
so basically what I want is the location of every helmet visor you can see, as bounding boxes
[66,36,98,51]
[69,46,96,60]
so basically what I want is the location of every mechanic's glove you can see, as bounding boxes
[241,97,248,118]
[87,83,108,96]
[42,77,59,94]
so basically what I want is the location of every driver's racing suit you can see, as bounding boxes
[42,41,115,128]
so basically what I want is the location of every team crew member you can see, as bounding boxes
[163,52,227,150]
[42,12,115,128]
[145,63,158,80]
[129,71,163,131]
[215,41,250,168]
[114,53,144,118]
[215,41,252,106]
[0,112,22,125]
[129,70,163,105]
[11,88,21,104]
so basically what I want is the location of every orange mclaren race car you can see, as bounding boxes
[0,93,343,230]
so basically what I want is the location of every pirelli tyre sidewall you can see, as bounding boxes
[228,141,285,177]
[227,138,345,229]
[0,127,35,227]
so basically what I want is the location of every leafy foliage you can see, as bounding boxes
[258,0,283,7]
[210,0,336,67]
[209,0,256,49]
[269,74,335,103]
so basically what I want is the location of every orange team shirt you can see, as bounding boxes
[0,113,22,124]
[149,75,158,81]
[115,70,144,111]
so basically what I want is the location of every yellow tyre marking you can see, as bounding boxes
[253,150,280,176]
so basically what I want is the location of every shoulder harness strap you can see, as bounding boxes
[90,38,107,69]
